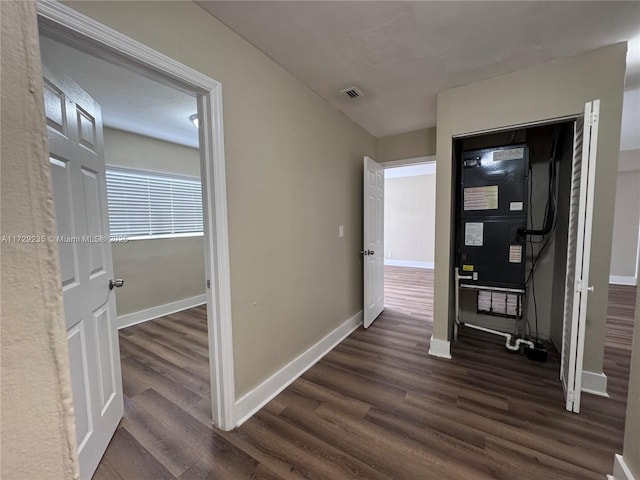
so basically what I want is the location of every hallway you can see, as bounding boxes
[95,267,634,479]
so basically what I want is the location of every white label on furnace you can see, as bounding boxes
[464,186,498,211]
[510,201,524,211]
[509,245,523,263]
[465,222,484,246]
[493,147,525,162]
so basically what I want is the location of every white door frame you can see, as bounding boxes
[37,1,236,430]
[381,155,436,169]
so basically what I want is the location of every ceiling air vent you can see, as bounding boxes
[340,87,362,99]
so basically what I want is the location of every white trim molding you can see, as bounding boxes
[428,335,452,359]
[118,295,206,329]
[609,275,637,286]
[612,454,638,480]
[235,311,363,427]
[37,0,236,431]
[381,155,436,169]
[384,259,434,269]
[384,163,436,178]
[581,370,609,397]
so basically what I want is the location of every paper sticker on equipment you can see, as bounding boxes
[464,185,498,211]
[465,222,484,246]
[493,147,525,162]
[509,245,522,263]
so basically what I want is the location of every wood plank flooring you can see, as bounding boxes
[95,266,635,479]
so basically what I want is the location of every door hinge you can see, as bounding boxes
[568,390,575,402]
[206,279,211,289]
[575,279,582,292]
[586,113,598,127]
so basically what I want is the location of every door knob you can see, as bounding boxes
[368,250,375,255]
[109,278,124,290]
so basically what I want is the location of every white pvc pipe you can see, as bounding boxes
[463,322,535,351]
[454,267,473,340]
[454,267,473,327]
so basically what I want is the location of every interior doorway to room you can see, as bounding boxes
[382,160,436,323]
[39,33,210,479]
[37,3,234,477]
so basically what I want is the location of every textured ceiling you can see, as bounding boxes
[199,1,640,139]
[38,3,640,153]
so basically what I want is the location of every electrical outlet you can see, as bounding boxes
[338,225,344,237]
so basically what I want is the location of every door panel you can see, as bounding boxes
[363,156,384,328]
[77,106,98,151]
[67,324,92,449]
[572,99,600,413]
[93,304,116,410]
[561,100,600,413]
[81,167,107,276]
[50,156,80,288]
[44,66,123,479]
[43,78,67,134]
[561,118,583,398]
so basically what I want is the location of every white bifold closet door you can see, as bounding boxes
[561,99,600,414]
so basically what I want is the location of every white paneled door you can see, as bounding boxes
[363,156,385,328]
[561,100,600,413]
[44,67,123,479]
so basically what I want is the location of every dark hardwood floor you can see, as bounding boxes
[95,266,635,479]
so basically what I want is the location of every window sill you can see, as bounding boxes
[115,232,204,241]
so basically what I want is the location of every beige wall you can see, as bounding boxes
[623,269,640,476]
[111,238,205,316]
[377,127,437,163]
[62,1,376,397]
[434,44,627,376]
[384,174,436,265]
[1,1,78,478]
[104,127,200,176]
[102,128,205,316]
[610,149,640,281]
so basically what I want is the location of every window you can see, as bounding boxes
[105,167,203,239]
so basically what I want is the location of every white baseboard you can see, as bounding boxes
[384,259,434,269]
[609,275,637,286]
[117,294,207,329]
[234,310,363,427]
[428,335,452,359]
[612,454,637,480]
[582,370,609,397]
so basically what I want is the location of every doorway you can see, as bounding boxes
[382,160,436,323]
[450,111,600,413]
[37,2,235,477]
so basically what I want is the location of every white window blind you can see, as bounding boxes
[106,167,203,239]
